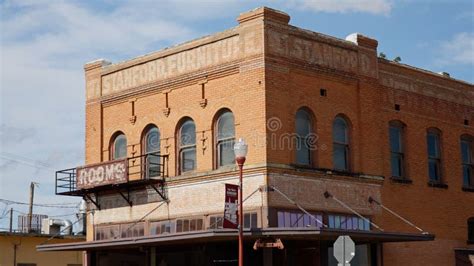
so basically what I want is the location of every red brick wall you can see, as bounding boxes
[264,56,474,266]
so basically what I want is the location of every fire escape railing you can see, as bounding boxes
[55,167,77,195]
[55,152,168,199]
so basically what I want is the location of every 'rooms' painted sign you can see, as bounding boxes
[76,160,128,189]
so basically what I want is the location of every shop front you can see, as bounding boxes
[38,227,434,266]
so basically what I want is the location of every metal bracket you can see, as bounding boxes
[118,189,133,207]
[150,183,167,201]
[84,193,100,210]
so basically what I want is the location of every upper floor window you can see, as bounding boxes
[111,132,127,160]
[333,116,350,171]
[295,108,313,165]
[389,121,405,178]
[143,125,161,178]
[215,110,235,167]
[178,118,196,173]
[461,135,474,187]
[427,128,442,182]
[468,217,474,243]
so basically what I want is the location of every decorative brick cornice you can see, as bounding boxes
[345,33,378,50]
[84,59,111,72]
[237,6,290,24]
[100,30,239,76]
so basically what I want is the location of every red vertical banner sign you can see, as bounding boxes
[223,184,239,229]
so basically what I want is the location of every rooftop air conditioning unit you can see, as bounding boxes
[41,218,73,235]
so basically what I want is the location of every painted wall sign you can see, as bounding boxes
[266,28,378,78]
[223,184,239,229]
[102,36,240,95]
[76,159,128,189]
[100,30,266,96]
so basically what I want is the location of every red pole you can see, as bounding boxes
[237,156,246,266]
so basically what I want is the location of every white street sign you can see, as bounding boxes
[333,235,355,266]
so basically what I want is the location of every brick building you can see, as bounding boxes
[38,7,474,266]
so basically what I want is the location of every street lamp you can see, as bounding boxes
[234,138,248,266]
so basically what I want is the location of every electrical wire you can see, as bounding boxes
[49,213,77,218]
[0,203,9,218]
[0,199,79,209]
[0,155,55,171]
[0,151,53,169]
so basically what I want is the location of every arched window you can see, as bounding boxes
[461,135,474,187]
[427,128,442,182]
[215,110,235,167]
[178,118,196,173]
[295,108,313,165]
[333,116,350,171]
[389,121,406,178]
[111,133,127,160]
[143,126,161,178]
[468,217,474,243]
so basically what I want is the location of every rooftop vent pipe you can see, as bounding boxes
[77,199,87,236]
[49,219,73,235]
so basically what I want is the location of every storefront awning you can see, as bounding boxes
[37,227,434,252]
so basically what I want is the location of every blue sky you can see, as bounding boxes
[0,0,473,231]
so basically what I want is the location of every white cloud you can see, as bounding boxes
[0,0,267,230]
[0,0,399,230]
[0,0,203,228]
[288,0,392,15]
[436,32,474,66]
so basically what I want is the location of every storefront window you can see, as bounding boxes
[176,218,203,233]
[150,221,175,235]
[120,222,144,238]
[327,214,370,231]
[277,210,323,229]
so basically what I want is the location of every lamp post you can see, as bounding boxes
[234,138,248,266]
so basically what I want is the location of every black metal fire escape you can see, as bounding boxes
[55,152,168,210]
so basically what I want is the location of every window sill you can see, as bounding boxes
[427,181,448,189]
[390,177,412,184]
[290,163,314,170]
[292,166,358,177]
[462,186,474,192]
[330,169,357,177]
